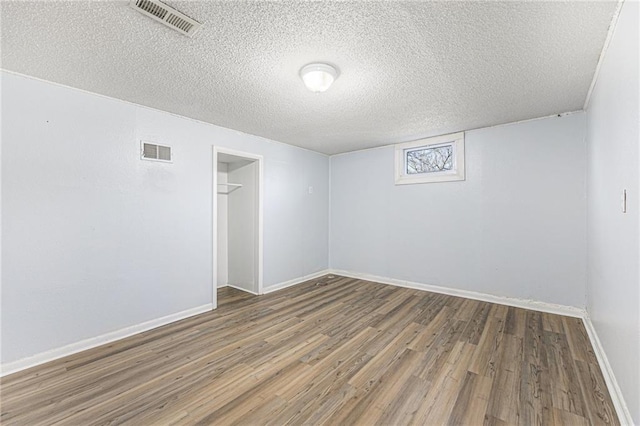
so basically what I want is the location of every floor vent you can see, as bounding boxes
[129,0,202,37]
[141,141,172,163]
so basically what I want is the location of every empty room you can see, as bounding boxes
[1,0,638,425]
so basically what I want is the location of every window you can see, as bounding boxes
[395,132,465,184]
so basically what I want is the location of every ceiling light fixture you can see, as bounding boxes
[300,63,339,93]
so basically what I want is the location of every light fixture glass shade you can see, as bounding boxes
[300,63,339,93]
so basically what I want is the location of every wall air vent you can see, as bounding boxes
[141,141,172,163]
[129,0,202,37]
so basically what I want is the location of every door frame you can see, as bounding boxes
[212,146,264,309]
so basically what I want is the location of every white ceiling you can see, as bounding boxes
[1,1,617,155]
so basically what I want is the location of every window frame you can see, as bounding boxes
[394,132,465,185]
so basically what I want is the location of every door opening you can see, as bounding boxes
[212,147,263,309]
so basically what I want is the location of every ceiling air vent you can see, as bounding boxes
[141,141,172,163]
[129,0,202,37]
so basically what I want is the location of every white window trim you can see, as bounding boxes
[394,132,465,185]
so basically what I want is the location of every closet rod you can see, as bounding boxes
[217,182,243,194]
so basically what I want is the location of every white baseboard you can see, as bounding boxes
[0,303,213,377]
[263,269,330,294]
[329,269,585,318]
[582,316,633,425]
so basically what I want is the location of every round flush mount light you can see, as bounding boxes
[300,63,339,93]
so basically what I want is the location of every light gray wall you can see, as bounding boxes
[1,72,329,364]
[228,161,257,292]
[586,1,639,422]
[330,113,587,307]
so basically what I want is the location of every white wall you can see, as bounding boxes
[0,71,329,365]
[586,1,639,423]
[216,163,228,287]
[228,161,257,292]
[330,113,587,307]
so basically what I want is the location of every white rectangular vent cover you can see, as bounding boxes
[129,0,202,37]
[141,141,172,162]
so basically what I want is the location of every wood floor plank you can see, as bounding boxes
[377,374,431,425]
[563,316,599,365]
[273,350,371,424]
[505,306,527,338]
[448,371,493,426]
[416,341,477,425]
[573,359,619,425]
[338,348,422,425]
[0,275,620,426]
[543,330,588,417]
[484,334,524,424]
[519,311,554,426]
[468,304,508,377]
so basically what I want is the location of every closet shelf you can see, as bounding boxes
[217,182,243,194]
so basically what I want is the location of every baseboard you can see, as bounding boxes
[263,269,331,294]
[329,269,585,318]
[582,316,634,425]
[0,303,213,377]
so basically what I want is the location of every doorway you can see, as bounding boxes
[213,147,263,309]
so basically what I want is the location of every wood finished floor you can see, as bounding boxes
[1,275,618,425]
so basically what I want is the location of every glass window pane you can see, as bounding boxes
[405,144,454,174]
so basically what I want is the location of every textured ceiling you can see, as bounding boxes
[1,1,617,154]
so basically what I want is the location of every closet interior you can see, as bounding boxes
[216,152,259,295]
